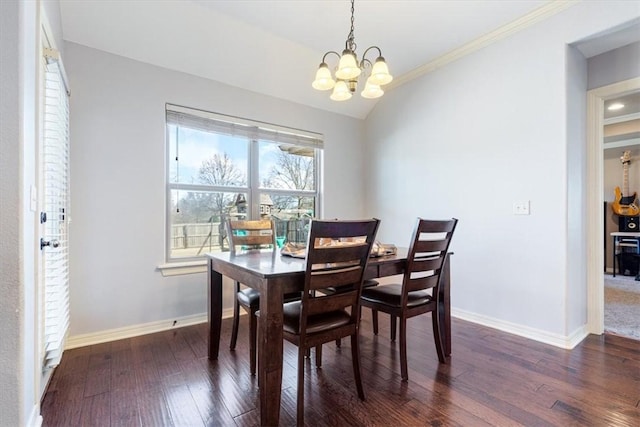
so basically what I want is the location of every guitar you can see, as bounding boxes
[612,150,640,216]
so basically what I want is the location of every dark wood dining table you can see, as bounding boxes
[206,248,452,426]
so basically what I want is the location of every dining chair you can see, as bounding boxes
[319,217,380,350]
[360,217,457,381]
[226,218,300,375]
[281,218,380,426]
[322,279,379,350]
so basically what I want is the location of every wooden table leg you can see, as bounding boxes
[208,258,222,359]
[439,253,452,357]
[258,278,284,426]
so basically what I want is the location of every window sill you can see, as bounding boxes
[157,260,207,276]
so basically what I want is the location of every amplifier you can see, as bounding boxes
[619,215,640,232]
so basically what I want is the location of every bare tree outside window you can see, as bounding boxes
[264,150,314,213]
[198,153,247,221]
[265,150,314,191]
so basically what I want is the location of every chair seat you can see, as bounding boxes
[238,288,301,309]
[361,284,432,308]
[237,288,261,308]
[282,301,351,335]
[323,279,379,295]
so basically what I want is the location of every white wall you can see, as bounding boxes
[588,41,640,90]
[64,42,366,337]
[566,45,588,335]
[364,1,640,344]
[1,2,22,425]
[20,0,39,423]
[1,0,45,425]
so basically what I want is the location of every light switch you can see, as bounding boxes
[513,201,530,215]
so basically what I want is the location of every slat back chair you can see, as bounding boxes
[226,218,277,375]
[227,219,276,256]
[360,217,457,381]
[282,218,380,426]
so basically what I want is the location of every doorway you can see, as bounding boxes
[602,91,640,339]
[586,77,640,337]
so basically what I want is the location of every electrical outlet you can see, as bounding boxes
[513,201,530,215]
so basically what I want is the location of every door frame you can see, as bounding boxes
[586,77,640,334]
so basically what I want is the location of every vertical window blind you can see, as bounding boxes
[42,49,70,369]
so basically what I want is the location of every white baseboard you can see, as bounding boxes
[66,307,591,351]
[65,308,234,349]
[452,308,589,349]
[27,404,42,427]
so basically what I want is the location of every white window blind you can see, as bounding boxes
[166,104,323,149]
[42,52,70,369]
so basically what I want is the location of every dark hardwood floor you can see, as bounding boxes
[41,313,640,426]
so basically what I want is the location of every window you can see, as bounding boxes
[166,105,322,261]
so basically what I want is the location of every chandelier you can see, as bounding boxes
[312,0,393,101]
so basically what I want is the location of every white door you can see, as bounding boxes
[38,44,70,389]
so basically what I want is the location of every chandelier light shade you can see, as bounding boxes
[330,80,352,101]
[369,57,393,85]
[361,81,384,99]
[312,0,392,101]
[335,50,361,80]
[312,63,336,90]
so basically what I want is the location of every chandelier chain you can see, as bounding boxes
[346,0,357,53]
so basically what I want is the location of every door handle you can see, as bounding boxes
[40,238,60,250]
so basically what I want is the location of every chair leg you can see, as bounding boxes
[335,339,341,348]
[297,348,305,427]
[372,309,379,335]
[257,325,261,389]
[390,315,397,342]
[230,293,240,350]
[249,309,258,376]
[350,334,365,400]
[315,345,322,368]
[399,317,408,381]
[431,310,446,363]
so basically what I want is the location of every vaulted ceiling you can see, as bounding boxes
[59,1,638,119]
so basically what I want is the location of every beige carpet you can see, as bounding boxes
[604,274,640,340]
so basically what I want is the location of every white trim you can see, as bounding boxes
[39,11,70,96]
[603,137,640,151]
[157,260,207,276]
[452,308,589,349]
[603,112,640,125]
[42,47,70,96]
[65,310,234,349]
[586,88,605,335]
[586,77,640,336]
[390,0,579,90]
[26,405,42,427]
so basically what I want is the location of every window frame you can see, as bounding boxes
[164,104,323,265]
